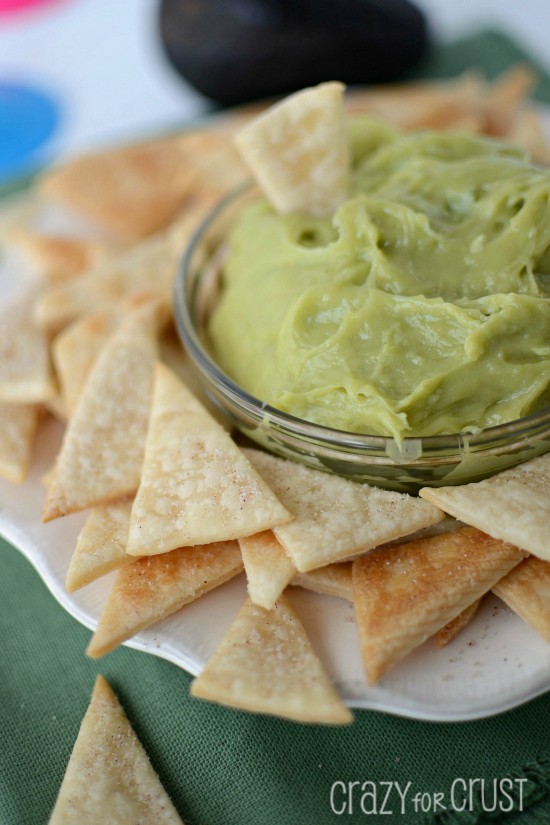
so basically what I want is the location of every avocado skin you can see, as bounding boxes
[158,0,430,106]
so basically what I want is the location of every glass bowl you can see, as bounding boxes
[173,184,550,493]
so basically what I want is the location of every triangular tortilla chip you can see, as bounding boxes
[234,81,349,217]
[239,530,296,610]
[419,452,550,561]
[171,128,249,196]
[52,310,119,415]
[0,402,40,483]
[484,64,537,137]
[435,599,482,648]
[191,595,352,724]
[493,556,550,643]
[345,72,486,131]
[87,541,243,658]
[291,562,353,602]
[40,137,200,241]
[34,229,174,333]
[0,289,55,404]
[125,364,291,556]
[42,303,159,521]
[66,497,134,592]
[352,526,527,684]
[244,448,443,572]
[506,103,550,164]
[11,226,114,282]
[48,675,184,825]
[52,293,165,415]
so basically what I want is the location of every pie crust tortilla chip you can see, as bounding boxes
[346,71,486,131]
[238,530,296,610]
[493,556,550,643]
[87,540,243,658]
[244,448,443,572]
[173,128,249,196]
[291,562,353,603]
[435,598,482,648]
[52,310,119,415]
[0,402,40,483]
[33,226,178,334]
[419,452,550,560]
[66,497,133,592]
[11,227,114,282]
[0,289,55,404]
[506,103,550,164]
[48,675,185,825]
[484,64,537,137]
[125,364,291,557]
[51,293,164,415]
[42,304,159,521]
[191,595,353,724]
[353,526,527,683]
[345,67,539,144]
[234,81,350,217]
[40,137,200,242]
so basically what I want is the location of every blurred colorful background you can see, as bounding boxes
[2,0,550,185]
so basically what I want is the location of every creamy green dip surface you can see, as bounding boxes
[209,119,550,440]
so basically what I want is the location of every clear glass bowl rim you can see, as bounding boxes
[173,182,550,462]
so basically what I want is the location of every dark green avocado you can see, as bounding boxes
[158,0,430,106]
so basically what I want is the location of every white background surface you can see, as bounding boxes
[1,0,550,174]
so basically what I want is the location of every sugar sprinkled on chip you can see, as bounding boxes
[125,364,291,556]
[66,497,133,592]
[493,556,550,643]
[419,451,550,560]
[239,530,296,610]
[52,310,120,415]
[87,541,243,658]
[48,675,185,825]
[0,288,55,404]
[244,447,444,572]
[191,594,353,725]
[353,526,527,684]
[34,219,183,333]
[42,301,160,521]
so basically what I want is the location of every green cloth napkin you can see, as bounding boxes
[3,534,550,825]
[3,28,550,825]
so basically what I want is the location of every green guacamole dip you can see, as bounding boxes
[209,119,550,440]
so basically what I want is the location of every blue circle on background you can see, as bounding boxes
[0,81,61,180]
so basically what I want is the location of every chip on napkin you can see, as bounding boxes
[48,676,185,824]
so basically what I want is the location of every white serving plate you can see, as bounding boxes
[2,415,550,723]
[2,182,550,724]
